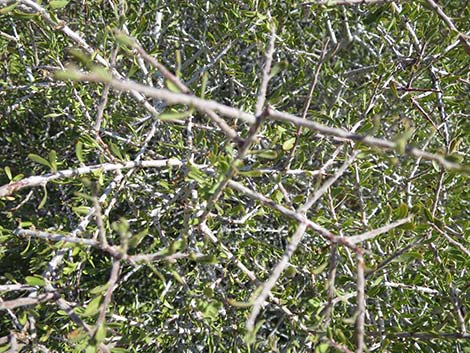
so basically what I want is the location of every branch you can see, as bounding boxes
[347,216,414,244]
[424,0,470,54]
[197,28,276,224]
[355,253,366,353]
[266,107,467,172]
[246,223,309,331]
[246,151,361,331]
[127,33,243,145]
[58,72,468,173]
[286,39,329,169]
[0,293,56,310]
[59,71,256,123]
[15,229,123,259]
[367,331,470,340]
[227,180,361,251]
[0,159,182,197]
[255,22,276,116]
[302,0,395,6]
[93,260,121,339]
[383,281,439,294]
[300,151,359,212]
[430,222,470,257]
[198,223,311,332]
[19,0,165,122]
[0,284,36,292]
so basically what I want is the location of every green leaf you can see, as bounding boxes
[159,110,192,121]
[44,113,64,118]
[200,72,209,99]
[48,150,57,172]
[256,150,278,160]
[364,6,386,25]
[227,299,252,308]
[49,0,70,9]
[89,283,110,295]
[38,185,48,209]
[94,324,106,343]
[167,239,186,254]
[282,137,296,151]
[28,153,51,168]
[165,80,181,93]
[449,136,462,153]
[202,300,222,321]
[285,265,297,278]
[12,173,24,182]
[108,142,123,160]
[68,48,92,67]
[312,261,328,275]
[193,254,218,264]
[187,165,209,185]
[394,136,407,154]
[55,68,84,81]
[128,228,149,248]
[82,296,102,317]
[0,2,18,14]
[238,169,264,177]
[25,275,46,286]
[395,203,408,218]
[76,141,84,163]
[423,207,434,223]
[20,238,31,255]
[171,270,185,285]
[114,33,134,47]
[270,60,288,78]
[72,206,90,215]
[315,342,330,353]
[91,66,112,82]
[390,80,399,98]
[4,166,12,181]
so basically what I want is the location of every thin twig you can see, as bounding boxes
[255,22,276,116]
[355,252,366,353]
[246,223,309,331]
[367,331,470,340]
[197,28,276,224]
[246,150,360,330]
[424,0,470,53]
[347,216,414,244]
[302,0,394,5]
[129,34,243,145]
[383,281,439,294]
[15,229,123,259]
[300,151,359,212]
[430,223,470,257]
[227,180,360,251]
[286,39,329,169]
[93,260,121,338]
[0,293,56,310]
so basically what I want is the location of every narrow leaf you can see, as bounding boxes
[28,153,51,168]
[49,0,69,9]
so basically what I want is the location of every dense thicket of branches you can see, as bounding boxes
[1,0,469,352]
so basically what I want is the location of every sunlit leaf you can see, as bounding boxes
[49,0,69,9]
[28,153,51,168]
